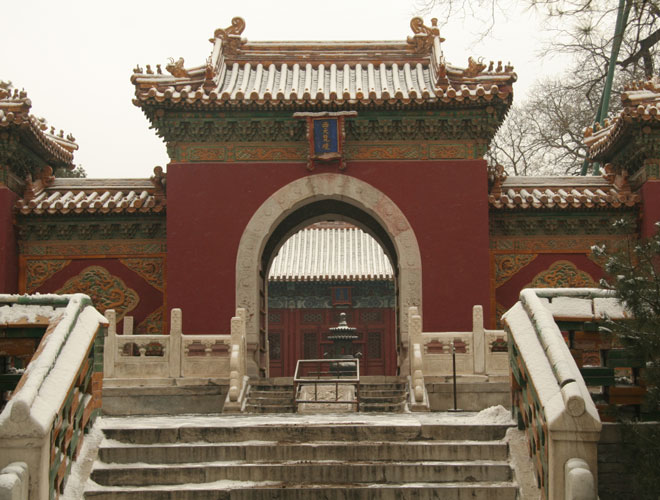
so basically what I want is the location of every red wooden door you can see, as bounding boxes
[268,308,395,377]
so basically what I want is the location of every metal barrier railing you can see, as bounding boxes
[292,358,360,412]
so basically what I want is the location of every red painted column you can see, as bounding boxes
[0,185,18,293]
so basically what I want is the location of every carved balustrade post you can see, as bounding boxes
[104,309,117,378]
[169,308,182,378]
[472,305,485,374]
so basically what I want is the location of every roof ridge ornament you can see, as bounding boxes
[213,17,247,54]
[488,164,507,197]
[165,58,190,78]
[462,57,487,78]
[407,17,444,53]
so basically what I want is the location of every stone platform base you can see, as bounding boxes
[425,376,510,411]
[102,378,228,416]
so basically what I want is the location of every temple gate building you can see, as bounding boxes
[3,16,660,500]
[0,16,654,379]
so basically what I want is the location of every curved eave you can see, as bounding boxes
[1,102,77,168]
[132,90,514,113]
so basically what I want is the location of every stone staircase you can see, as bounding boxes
[359,377,407,412]
[84,413,518,499]
[243,376,408,414]
[244,379,295,413]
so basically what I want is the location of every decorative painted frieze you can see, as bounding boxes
[494,254,537,288]
[526,260,597,288]
[17,217,166,242]
[157,111,501,162]
[25,259,71,292]
[19,240,166,257]
[490,233,632,252]
[136,306,165,335]
[56,266,139,320]
[120,258,164,291]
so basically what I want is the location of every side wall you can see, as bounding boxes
[167,160,490,335]
[641,179,660,237]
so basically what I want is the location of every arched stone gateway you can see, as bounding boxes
[236,173,422,377]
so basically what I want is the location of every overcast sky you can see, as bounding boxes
[1,0,565,178]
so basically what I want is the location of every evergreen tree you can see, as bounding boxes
[54,165,86,178]
[593,219,660,499]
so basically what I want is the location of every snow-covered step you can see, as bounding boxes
[98,440,508,464]
[101,422,511,443]
[84,411,518,499]
[84,481,519,499]
[243,379,295,414]
[91,460,513,485]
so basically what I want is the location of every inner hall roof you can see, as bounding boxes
[131,17,516,109]
[268,226,394,282]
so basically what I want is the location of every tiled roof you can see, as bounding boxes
[15,170,166,216]
[269,227,393,282]
[584,77,660,160]
[131,17,516,109]
[0,87,77,168]
[489,174,639,210]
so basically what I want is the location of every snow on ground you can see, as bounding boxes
[98,406,514,430]
[85,478,283,491]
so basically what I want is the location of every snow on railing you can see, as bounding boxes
[0,294,107,500]
[505,288,607,500]
[105,308,234,380]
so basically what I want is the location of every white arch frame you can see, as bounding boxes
[235,173,422,376]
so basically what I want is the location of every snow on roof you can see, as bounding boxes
[15,168,167,216]
[131,17,516,109]
[268,227,393,282]
[584,77,660,160]
[0,86,77,168]
[489,170,639,210]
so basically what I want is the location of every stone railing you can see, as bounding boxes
[225,308,248,412]
[504,288,607,500]
[421,305,509,378]
[104,308,247,381]
[0,294,107,500]
[407,304,508,411]
[407,306,428,411]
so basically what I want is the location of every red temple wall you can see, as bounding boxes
[0,186,18,293]
[167,160,490,334]
[641,180,660,237]
[21,257,165,334]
